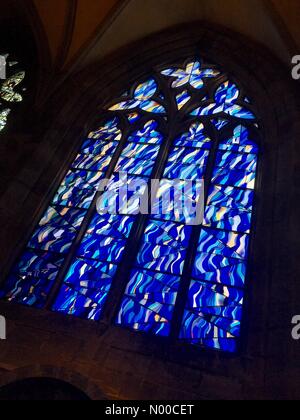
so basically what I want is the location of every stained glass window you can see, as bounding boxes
[0,54,26,132]
[0,58,259,353]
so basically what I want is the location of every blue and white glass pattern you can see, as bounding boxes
[117,122,210,335]
[53,120,164,319]
[0,118,122,307]
[180,125,258,352]
[109,79,166,114]
[191,81,256,120]
[161,61,220,90]
[176,90,191,110]
[1,58,259,354]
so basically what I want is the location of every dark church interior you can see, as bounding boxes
[0,0,300,402]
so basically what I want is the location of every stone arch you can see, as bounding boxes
[0,365,107,400]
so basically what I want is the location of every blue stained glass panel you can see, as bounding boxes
[52,258,117,320]
[64,258,118,290]
[121,268,180,322]
[109,99,140,111]
[180,310,240,341]
[215,81,239,105]
[116,147,196,335]
[183,312,241,339]
[53,214,134,320]
[190,305,243,321]
[163,148,209,181]
[197,227,249,260]
[125,269,181,298]
[181,274,245,345]
[116,156,157,177]
[85,213,134,240]
[128,120,163,145]
[187,280,244,308]
[176,90,191,110]
[0,249,64,308]
[117,111,212,337]
[117,296,172,336]
[72,152,114,172]
[109,79,166,114]
[117,210,192,335]
[190,81,256,120]
[192,252,246,288]
[28,206,86,254]
[215,151,257,173]
[164,163,207,181]
[121,143,160,161]
[174,123,212,150]
[207,185,254,212]
[211,119,229,131]
[152,179,204,225]
[134,79,157,101]
[80,139,118,156]
[212,167,256,189]
[161,61,220,90]
[87,118,122,141]
[143,220,192,249]
[52,169,105,210]
[204,204,252,233]
[115,139,160,177]
[0,118,124,309]
[219,125,259,154]
[136,242,187,276]
[77,213,134,263]
[77,236,126,264]
[226,105,256,120]
[53,118,158,320]
[166,147,209,166]
[140,101,166,114]
[53,285,107,321]
[99,174,149,215]
[181,123,258,351]
[53,211,136,317]
[120,295,175,321]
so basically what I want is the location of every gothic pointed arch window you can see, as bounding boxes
[0,57,259,354]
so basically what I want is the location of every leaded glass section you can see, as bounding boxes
[109,79,166,114]
[52,120,164,319]
[0,119,122,306]
[180,125,258,353]
[116,122,210,335]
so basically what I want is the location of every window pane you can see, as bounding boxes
[52,120,164,320]
[180,125,258,353]
[117,122,210,336]
[0,118,122,307]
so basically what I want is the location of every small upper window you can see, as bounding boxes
[0,53,26,133]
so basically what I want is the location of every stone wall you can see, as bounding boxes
[0,22,299,400]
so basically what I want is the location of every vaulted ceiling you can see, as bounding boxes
[31,0,122,70]
[3,0,300,82]
[27,0,300,73]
